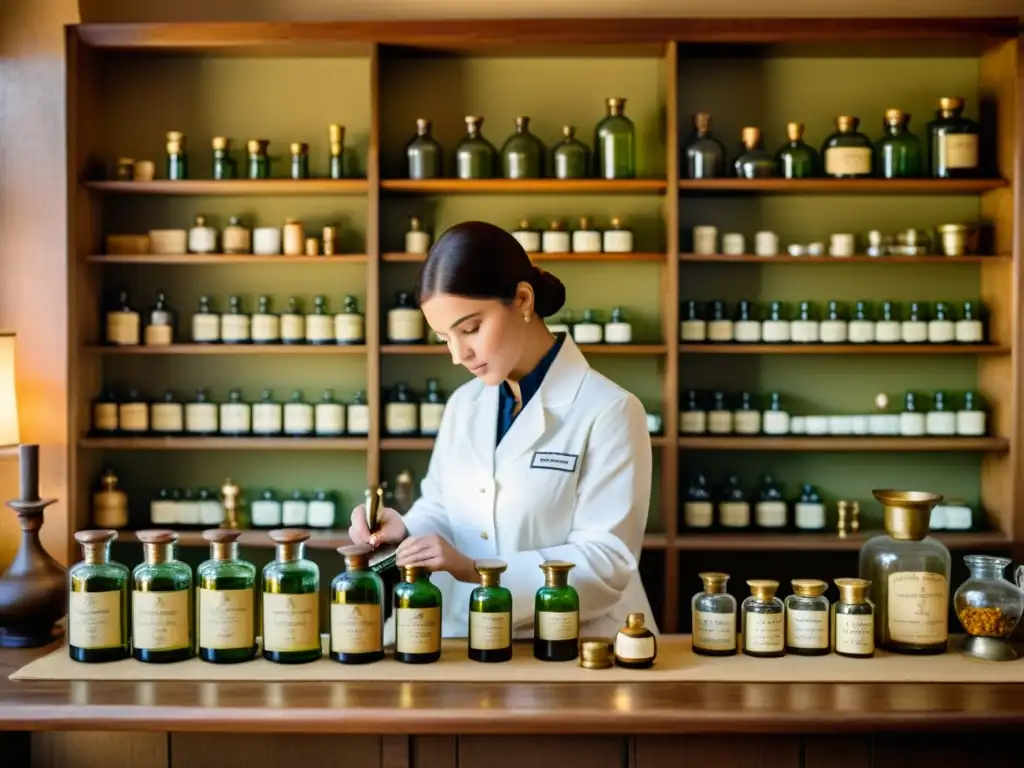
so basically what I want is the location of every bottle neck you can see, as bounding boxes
[83,543,110,566]
[212,542,238,561]
[143,543,172,565]
[702,582,725,594]
[480,573,500,589]
[968,563,1006,581]
[544,573,567,589]
[276,543,303,563]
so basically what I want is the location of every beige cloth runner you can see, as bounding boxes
[10,635,1023,683]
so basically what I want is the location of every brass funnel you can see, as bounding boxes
[872,489,942,541]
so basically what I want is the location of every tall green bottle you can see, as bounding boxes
[877,109,923,178]
[330,544,385,664]
[394,565,443,663]
[500,116,545,179]
[262,529,322,664]
[68,530,130,663]
[594,97,635,179]
[197,529,257,664]
[775,122,820,178]
[455,116,497,180]
[131,529,193,663]
[534,560,580,661]
[469,559,513,663]
[927,97,980,178]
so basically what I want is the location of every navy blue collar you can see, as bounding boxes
[496,333,565,444]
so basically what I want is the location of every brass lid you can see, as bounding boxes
[517,219,530,229]
[835,115,860,131]
[135,529,178,545]
[746,579,779,599]
[791,578,827,597]
[786,122,804,141]
[464,115,483,127]
[578,217,591,230]
[699,571,729,592]
[166,131,184,141]
[515,116,530,129]
[606,97,627,109]
[610,216,623,229]
[939,96,964,111]
[835,577,871,604]
[474,558,507,574]
[285,217,300,225]
[936,223,968,234]
[290,142,308,154]
[74,529,118,546]
[694,112,711,132]
[268,528,311,545]
[579,637,613,668]
[884,109,905,125]
[211,136,228,150]
[740,126,761,148]
[540,560,574,573]
[562,125,575,138]
[409,215,422,230]
[338,543,371,569]
[548,220,564,232]
[873,489,942,541]
[329,123,344,142]
[247,139,266,153]
[202,529,241,544]
[625,612,646,630]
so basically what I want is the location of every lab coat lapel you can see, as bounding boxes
[468,383,498,477]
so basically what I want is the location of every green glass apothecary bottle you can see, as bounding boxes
[684,112,726,179]
[733,127,776,178]
[534,560,579,662]
[165,131,187,180]
[330,544,385,664]
[927,97,981,178]
[455,116,497,180]
[247,139,270,180]
[211,137,236,180]
[822,116,873,178]
[877,109,923,179]
[405,118,443,180]
[329,123,345,179]
[68,530,130,663]
[262,528,322,664]
[500,116,545,179]
[469,559,513,663]
[552,126,590,179]
[776,122,820,178]
[394,564,443,664]
[594,97,635,179]
[131,529,193,663]
[289,142,309,180]
[196,529,257,664]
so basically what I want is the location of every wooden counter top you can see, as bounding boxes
[3,643,1024,735]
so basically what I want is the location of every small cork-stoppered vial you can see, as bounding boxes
[394,564,443,664]
[691,571,738,656]
[614,612,657,668]
[262,529,322,664]
[68,530,130,663]
[742,579,784,658]
[197,529,257,664]
[131,529,193,663]
[785,579,830,656]
[534,560,580,662]
[330,544,385,665]
[469,559,513,663]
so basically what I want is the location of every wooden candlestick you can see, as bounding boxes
[0,444,67,648]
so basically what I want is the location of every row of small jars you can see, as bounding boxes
[151,488,342,529]
[141,215,345,257]
[679,389,988,437]
[684,473,829,531]
[91,388,371,438]
[383,380,447,437]
[510,217,635,254]
[681,299,985,344]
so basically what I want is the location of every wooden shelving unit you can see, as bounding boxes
[65,18,1023,634]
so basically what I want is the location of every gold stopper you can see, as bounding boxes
[578,216,591,230]
[694,112,712,132]
[938,96,964,112]
[328,123,344,143]
[791,578,827,597]
[339,543,372,570]
[836,115,859,132]
[415,118,431,134]
[464,115,483,131]
[786,122,804,141]
[740,126,761,149]
[100,468,120,492]
[474,558,507,587]
[579,637,614,669]
[606,97,627,114]
[835,577,871,604]
[699,571,729,593]
[540,559,574,587]
[195,214,207,226]
[873,489,941,541]
[518,218,531,230]
[610,216,623,229]
[885,109,905,125]
[248,139,269,154]
[874,392,890,411]
[203,528,241,561]
[746,579,779,600]
[409,215,422,231]
[515,116,530,130]
[625,612,646,630]
[211,136,228,150]
[75,529,118,564]
[562,125,575,138]
[400,564,427,582]
[548,220,563,231]
[290,142,308,155]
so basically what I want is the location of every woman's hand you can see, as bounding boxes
[396,534,478,584]
[348,504,408,549]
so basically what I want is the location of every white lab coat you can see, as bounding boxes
[387,334,656,643]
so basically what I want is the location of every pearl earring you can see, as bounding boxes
[523,311,531,323]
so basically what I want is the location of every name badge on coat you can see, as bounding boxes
[530,452,578,473]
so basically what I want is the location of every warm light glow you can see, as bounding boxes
[0,334,19,447]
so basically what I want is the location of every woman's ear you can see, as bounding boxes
[514,281,535,314]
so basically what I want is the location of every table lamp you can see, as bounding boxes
[0,332,19,450]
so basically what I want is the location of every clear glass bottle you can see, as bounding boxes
[253,389,283,436]
[289,142,309,180]
[330,544,385,664]
[534,560,579,661]
[219,388,251,436]
[775,122,820,178]
[469,559,513,663]
[927,97,980,178]
[877,109,923,178]
[742,580,784,658]
[679,389,706,435]
[394,564,443,664]
[785,579,830,656]
[680,300,707,342]
[283,390,314,437]
[105,290,140,346]
[262,529,321,664]
[794,483,826,531]
[762,301,790,343]
[822,115,873,178]
[614,612,657,669]
[733,127,776,179]
[833,577,875,658]
[858,490,950,654]
[691,571,737,656]
[247,139,270,179]
[755,474,787,529]
[455,116,497,180]
[68,530,130,663]
[500,116,545,179]
[144,292,175,346]
[305,295,333,345]
[594,97,635,179]
[131,529,193,663]
[315,389,345,437]
[197,529,257,664]
[251,295,280,344]
[419,379,446,437]
[683,470,713,529]
[165,131,187,180]
[211,136,236,180]
[684,112,726,179]
[718,474,750,529]
[221,295,250,344]
[405,118,443,180]
[281,297,305,344]
[954,555,1024,661]
[553,125,590,179]
[386,382,419,436]
[388,291,425,343]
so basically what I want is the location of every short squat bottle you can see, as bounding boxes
[691,572,737,656]
[469,559,514,663]
[553,125,590,179]
[614,612,657,668]
[534,560,580,661]
[822,115,873,178]
[500,116,545,179]
[330,544,385,664]
[684,112,726,179]
[742,579,784,658]
[405,118,443,180]
[131,529,193,663]
[394,565,443,664]
[877,109,922,178]
[733,127,776,178]
[68,530,130,663]
[197,529,257,664]
[784,579,830,656]
[833,577,875,658]
[455,116,497,180]
[262,529,322,664]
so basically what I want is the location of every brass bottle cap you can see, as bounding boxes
[873,489,942,541]
[247,139,263,154]
[400,564,426,581]
[791,578,827,597]
[75,529,118,546]
[578,217,591,230]
[786,122,804,141]
[195,214,207,226]
[610,216,623,229]
[135,529,178,545]
[409,215,422,230]
[606,97,627,112]
[211,136,228,150]
[290,142,308,155]
[740,126,761,148]
[202,529,241,544]
[746,579,779,599]
[540,560,574,573]
[338,543,372,569]
[835,115,859,131]
[562,125,575,138]
[579,637,613,669]
[884,109,905,125]
[268,528,311,545]
[100,468,121,491]
[625,612,646,629]
[464,115,483,129]
[328,123,344,143]
[474,558,507,574]
[548,220,563,232]
[117,157,135,165]
[166,131,184,142]
[694,112,711,132]
[699,571,729,593]
[835,577,871,604]
[515,116,530,130]
[939,96,964,111]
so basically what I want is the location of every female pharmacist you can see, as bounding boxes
[349,220,656,640]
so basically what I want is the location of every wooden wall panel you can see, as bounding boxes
[458,736,624,768]
[31,732,166,768]
[635,735,801,768]
[170,734,381,768]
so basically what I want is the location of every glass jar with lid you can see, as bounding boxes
[742,580,784,657]
[691,572,737,655]
[848,301,875,344]
[761,301,790,343]
[954,554,1024,661]
[733,300,761,343]
[784,579,830,656]
[790,301,819,343]
[819,301,848,343]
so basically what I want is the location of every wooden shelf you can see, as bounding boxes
[677,178,1007,193]
[673,530,1009,552]
[78,437,369,450]
[380,179,667,194]
[678,436,1009,452]
[89,344,367,355]
[382,251,666,263]
[679,253,1010,264]
[85,179,369,195]
[87,254,368,264]
[382,343,667,355]
[680,344,1008,355]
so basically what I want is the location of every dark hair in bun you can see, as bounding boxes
[415,220,566,318]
